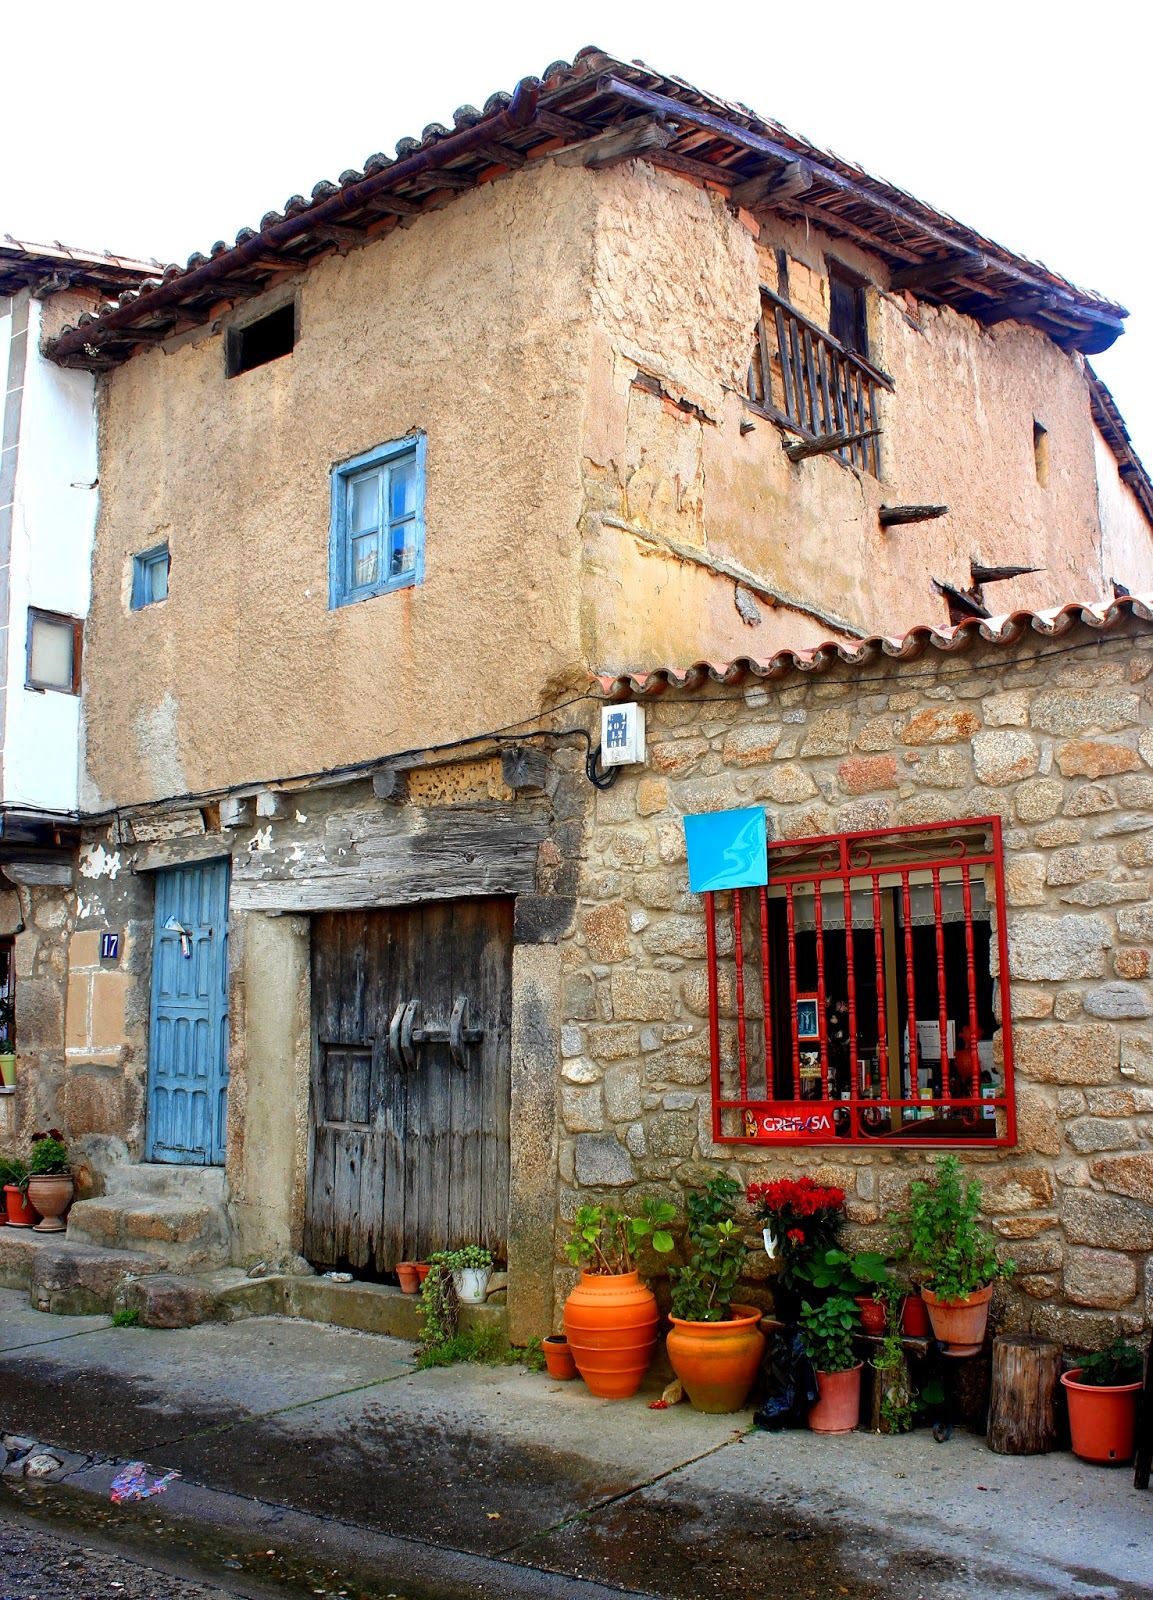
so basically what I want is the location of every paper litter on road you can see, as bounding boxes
[109,1462,181,1503]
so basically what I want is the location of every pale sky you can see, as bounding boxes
[4,0,1151,464]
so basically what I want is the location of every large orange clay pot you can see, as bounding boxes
[27,1174,74,1233]
[1061,1370,1142,1465]
[666,1304,766,1413]
[809,1363,863,1433]
[563,1271,659,1398]
[921,1284,992,1357]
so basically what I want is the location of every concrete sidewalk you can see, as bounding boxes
[0,1289,1149,1600]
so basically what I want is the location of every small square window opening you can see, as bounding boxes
[27,609,81,695]
[330,436,426,608]
[829,264,869,358]
[132,545,170,608]
[226,302,296,377]
[1033,420,1050,489]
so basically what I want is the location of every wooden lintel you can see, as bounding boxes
[732,159,813,209]
[785,426,881,463]
[890,252,987,291]
[472,141,527,169]
[980,294,1058,327]
[879,503,949,527]
[555,115,675,171]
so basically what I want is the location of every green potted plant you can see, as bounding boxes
[0,1155,35,1227]
[25,1129,73,1233]
[1061,1340,1145,1465]
[899,1156,1011,1355]
[792,1246,891,1331]
[0,997,15,1091]
[562,1197,676,1398]
[799,1293,863,1432]
[448,1244,494,1304]
[746,1176,846,1321]
[666,1173,766,1414]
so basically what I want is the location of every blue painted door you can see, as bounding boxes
[146,861,231,1164]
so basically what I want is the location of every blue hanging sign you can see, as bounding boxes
[683,807,768,893]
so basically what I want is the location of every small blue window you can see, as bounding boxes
[132,544,170,609]
[330,435,425,608]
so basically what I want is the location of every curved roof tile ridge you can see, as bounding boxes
[597,593,1153,698]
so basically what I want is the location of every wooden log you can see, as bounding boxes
[555,116,674,171]
[988,1335,1061,1455]
[784,427,880,463]
[879,504,949,527]
[890,252,987,291]
[732,160,813,209]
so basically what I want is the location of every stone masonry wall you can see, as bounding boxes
[557,616,1153,1348]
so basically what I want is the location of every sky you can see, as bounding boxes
[4,0,1151,463]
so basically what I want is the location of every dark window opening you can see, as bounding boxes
[829,264,869,358]
[226,302,296,376]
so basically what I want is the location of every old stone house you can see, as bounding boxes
[6,50,1153,1346]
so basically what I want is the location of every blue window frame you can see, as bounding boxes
[132,544,170,609]
[330,435,426,608]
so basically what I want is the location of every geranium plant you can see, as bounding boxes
[669,1173,747,1323]
[900,1155,1011,1300]
[746,1176,846,1287]
[564,1199,676,1276]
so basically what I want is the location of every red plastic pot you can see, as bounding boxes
[1061,1369,1142,1465]
[809,1363,863,1433]
[900,1293,931,1337]
[4,1185,37,1228]
[855,1295,886,1334]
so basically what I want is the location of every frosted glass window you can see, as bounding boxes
[27,610,79,694]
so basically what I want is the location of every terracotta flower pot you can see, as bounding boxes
[1061,1369,1142,1465]
[921,1284,992,1356]
[809,1363,863,1433]
[4,1184,38,1228]
[563,1270,659,1399]
[395,1262,421,1294]
[414,1262,432,1284]
[900,1292,931,1337]
[855,1295,887,1335]
[542,1334,579,1381]
[27,1173,74,1233]
[666,1304,766,1414]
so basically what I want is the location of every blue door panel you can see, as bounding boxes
[147,861,230,1165]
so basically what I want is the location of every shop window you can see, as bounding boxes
[26,608,82,695]
[697,817,1015,1147]
[131,544,170,608]
[329,434,425,608]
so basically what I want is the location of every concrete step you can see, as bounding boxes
[66,1162,233,1270]
[0,1227,168,1316]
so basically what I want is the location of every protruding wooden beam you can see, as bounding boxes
[535,109,598,140]
[732,160,813,209]
[933,579,990,620]
[472,141,527,169]
[971,561,1042,584]
[980,293,1058,326]
[879,504,949,527]
[359,195,423,218]
[372,768,408,805]
[785,426,880,463]
[307,223,366,250]
[555,115,674,171]
[891,252,987,291]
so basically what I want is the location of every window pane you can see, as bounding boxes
[149,553,169,603]
[390,523,416,576]
[351,534,378,588]
[350,473,380,534]
[30,616,74,689]
[389,457,416,520]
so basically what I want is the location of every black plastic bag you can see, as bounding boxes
[753,1324,819,1430]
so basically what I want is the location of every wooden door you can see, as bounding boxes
[304,897,512,1273]
[146,860,231,1165]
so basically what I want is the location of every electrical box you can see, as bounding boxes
[601,702,646,767]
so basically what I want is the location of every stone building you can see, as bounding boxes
[4,51,1152,1343]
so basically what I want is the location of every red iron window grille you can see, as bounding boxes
[703,817,1016,1147]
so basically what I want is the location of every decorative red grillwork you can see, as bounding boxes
[706,816,1016,1147]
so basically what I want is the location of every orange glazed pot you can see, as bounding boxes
[921,1284,993,1357]
[1061,1369,1142,1465]
[809,1363,863,1433]
[563,1271,659,1398]
[666,1304,766,1414]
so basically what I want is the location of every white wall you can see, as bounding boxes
[3,295,96,813]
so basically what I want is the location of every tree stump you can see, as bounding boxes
[988,1335,1061,1455]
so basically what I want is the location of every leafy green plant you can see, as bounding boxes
[29,1130,69,1177]
[0,997,15,1052]
[873,1300,915,1433]
[442,1245,492,1272]
[794,1247,889,1298]
[520,1335,547,1373]
[669,1173,748,1323]
[416,1324,503,1369]
[1077,1339,1143,1387]
[899,1156,1011,1300]
[418,1253,459,1354]
[799,1294,860,1374]
[0,1155,27,1189]
[564,1198,676,1276]
[111,1308,140,1328]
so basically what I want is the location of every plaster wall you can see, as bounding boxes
[4,293,97,813]
[1095,430,1153,594]
[84,160,599,811]
[577,167,1153,675]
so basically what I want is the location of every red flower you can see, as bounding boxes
[787,1228,805,1244]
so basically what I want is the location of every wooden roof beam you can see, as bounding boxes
[891,252,987,290]
[732,160,813,209]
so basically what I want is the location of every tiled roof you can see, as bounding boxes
[48,48,1128,371]
[0,236,160,297]
[598,593,1153,698]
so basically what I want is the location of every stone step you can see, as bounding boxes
[101,1162,228,1204]
[0,1228,168,1316]
[66,1196,232,1270]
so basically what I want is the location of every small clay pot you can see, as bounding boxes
[414,1262,432,1284]
[921,1284,992,1357]
[4,1184,37,1228]
[900,1292,932,1338]
[542,1334,579,1381]
[855,1295,887,1335]
[809,1363,863,1433]
[395,1262,421,1294]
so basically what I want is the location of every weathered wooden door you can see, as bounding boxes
[304,897,512,1272]
[146,860,231,1165]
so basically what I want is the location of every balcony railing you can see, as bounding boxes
[748,285,893,477]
